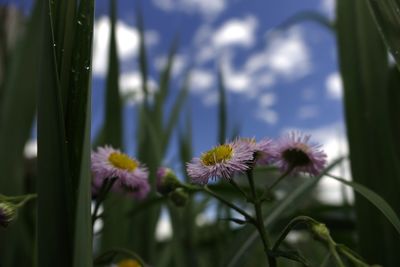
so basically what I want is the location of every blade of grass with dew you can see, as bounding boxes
[225,158,344,267]
[37,0,73,265]
[337,0,400,264]
[367,0,400,71]
[0,2,41,266]
[68,0,95,265]
[326,174,400,235]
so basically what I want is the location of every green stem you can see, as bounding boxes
[14,194,37,208]
[338,247,369,267]
[203,185,254,223]
[246,170,277,267]
[272,216,317,251]
[329,244,345,267]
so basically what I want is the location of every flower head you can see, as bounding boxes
[275,131,327,176]
[91,146,150,199]
[187,141,254,184]
[117,259,142,267]
[236,137,277,165]
[156,167,181,196]
[0,202,17,228]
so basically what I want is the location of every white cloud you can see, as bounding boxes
[256,109,278,125]
[119,72,157,105]
[156,209,172,241]
[190,69,215,92]
[155,54,187,77]
[194,16,258,64]
[298,105,319,119]
[326,72,343,99]
[92,17,159,76]
[259,93,276,108]
[153,0,226,18]
[212,16,258,48]
[203,91,219,106]
[320,0,336,20]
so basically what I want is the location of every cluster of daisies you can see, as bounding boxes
[91,131,327,200]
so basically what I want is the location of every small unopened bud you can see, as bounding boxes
[0,202,17,228]
[156,167,181,196]
[169,188,188,207]
[311,222,331,242]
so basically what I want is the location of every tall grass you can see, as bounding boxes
[0,0,400,266]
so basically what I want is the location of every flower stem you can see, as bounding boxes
[246,170,277,267]
[203,185,254,223]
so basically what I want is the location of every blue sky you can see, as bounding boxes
[89,0,345,159]
[5,0,350,204]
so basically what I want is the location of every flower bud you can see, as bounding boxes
[311,222,331,242]
[117,259,142,267]
[156,167,181,196]
[169,188,188,207]
[0,202,17,228]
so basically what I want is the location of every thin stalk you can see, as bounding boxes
[329,244,345,267]
[246,170,277,267]
[339,248,370,267]
[267,168,292,192]
[203,185,254,223]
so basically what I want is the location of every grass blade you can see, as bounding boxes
[337,0,400,264]
[367,0,400,71]
[327,174,400,235]
[217,68,227,144]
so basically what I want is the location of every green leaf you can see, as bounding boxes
[367,0,400,71]
[327,174,400,235]
[37,1,73,266]
[136,9,149,105]
[337,0,400,264]
[162,72,190,153]
[69,0,95,266]
[0,4,41,265]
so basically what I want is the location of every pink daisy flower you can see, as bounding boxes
[275,131,327,176]
[91,146,150,200]
[236,137,277,165]
[186,141,254,184]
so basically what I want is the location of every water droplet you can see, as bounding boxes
[77,20,83,25]
[85,66,90,70]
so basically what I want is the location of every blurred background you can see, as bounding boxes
[1,0,400,266]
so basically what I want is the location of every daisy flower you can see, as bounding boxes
[91,146,150,200]
[186,141,254,184]
[237,137,277,165]
[275,131,327,176]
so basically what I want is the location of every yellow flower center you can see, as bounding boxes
[201,144,233,166]
[108,152,138,171]
[117,259,142,267]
